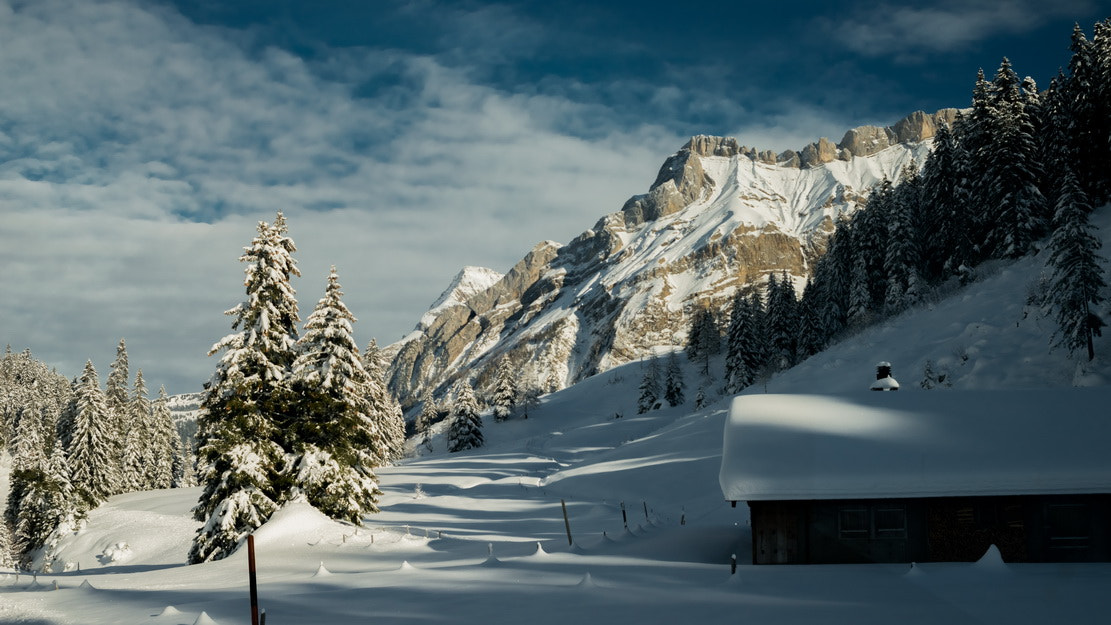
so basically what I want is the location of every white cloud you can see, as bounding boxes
[820,0,1096,61]
[0,0,685,394]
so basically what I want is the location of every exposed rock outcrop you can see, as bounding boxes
[386,110,939,408]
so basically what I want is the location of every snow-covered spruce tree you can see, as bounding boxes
[851,178,893,312]
[361,339,406,464]
[288,266,383,523]
[664,352,685,407]
[1047,168,1108,361]
[0,515,13,570]
[884,164,925,315]
[14,444,74,570]
[490,358,519,422]
[105,338,130,493]
[447,380,484,453]
[1063,20,1111,205]
[795,279,825,361]
[765,272,799,370]
[686,308,719,378]
[982,58,1047,259]
[920,122,974,283]
[724,289,756,393]
[415,391,438,453]
[150,386,182,489]
[811,217,852,340]
[68,361,118,511]
[191,213,300,564]
[120,370,152,492]
[636,356,662,414]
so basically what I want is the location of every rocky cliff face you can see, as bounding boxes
[386,111,943,407]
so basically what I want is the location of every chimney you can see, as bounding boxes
[876,362,892,380]
[870,361,899,391]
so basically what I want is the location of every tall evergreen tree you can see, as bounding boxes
[447,381,484,453]
[415,391,438,453]
[105,338,130,493]
[490,358,519,422]
[765,272,799,369]
[636,356,662,414]
[361,339,406,464]
[982,58,1047,259]
[724,289,755,393]
[68,361,117,511]
[884,164,924,315]
[1047,168,1107,361]
[288,266,383,523]
[191,212,300,564]
[150,386,181,489]
[663,352,686,407]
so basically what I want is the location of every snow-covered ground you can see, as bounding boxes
[4,356,1111,624]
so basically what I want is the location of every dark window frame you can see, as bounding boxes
[838,503,907,540]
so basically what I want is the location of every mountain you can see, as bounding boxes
[387,110,957,405]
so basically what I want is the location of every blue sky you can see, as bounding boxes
[1,0,1106,395]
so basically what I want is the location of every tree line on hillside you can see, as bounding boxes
[190,212,406,564]
[1,342,185,570]
[632,19,1111,403]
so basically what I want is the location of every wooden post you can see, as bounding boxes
[248,534,260,625]
[560,499,573,546]
[730,553,737,575]
[642,501,649,522]
[621,502,627,529]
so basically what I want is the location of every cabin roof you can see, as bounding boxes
[719,389,1111,502]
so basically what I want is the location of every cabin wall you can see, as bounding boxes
[748,494,1111,564]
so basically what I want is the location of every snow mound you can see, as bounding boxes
[156,606,183,617]
[973,544,1009,572]
[397,560,417,572]
[530,542,548,557]
[576,572,596,588]
[313,562,332,577]
[78,579,95,590]
[98,541,133,564]
[251,501,341,549]
[193,611,218,625]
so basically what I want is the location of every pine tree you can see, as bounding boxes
[663,352,686,407]
[150,386,181,489]
[361,338,406,464]
[982,58,1047,259]
[1047,168,1107,360]
[415,391,438,453]
[447,381,484,452]
[288,266,383,523]
[69,361,117,511]
[884,164,924,315]
[724,288,755,393]
[636,356,662,414]
[191,212,300,564]
[490,358,519,422]
[105,339,130,493]
[765,272,799,369]
[123,369,153,492]
[795,279,825,361]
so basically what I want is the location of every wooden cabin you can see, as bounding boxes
[719,390,1111,564]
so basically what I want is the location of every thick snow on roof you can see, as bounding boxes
[719,389,1111,502]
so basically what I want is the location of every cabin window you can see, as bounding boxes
[838,507,869,538]
[1045,503,1091,550]
[838,504,906,539]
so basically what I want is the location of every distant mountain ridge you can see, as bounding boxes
[385,110,953,406]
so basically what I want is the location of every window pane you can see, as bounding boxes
[839,507,868,538]
[1046,504,1090,548]
[874,506,907,538]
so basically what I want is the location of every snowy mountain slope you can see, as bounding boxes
[763,205,1111,394]
[389,113,942,405]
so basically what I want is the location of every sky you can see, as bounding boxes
[1,0,1106,396]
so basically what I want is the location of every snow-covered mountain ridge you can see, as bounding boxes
[387,110,952,405]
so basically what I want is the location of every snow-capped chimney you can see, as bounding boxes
[870,361,900,391]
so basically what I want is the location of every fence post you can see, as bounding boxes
[561,499,574,546]
[730,553,737,575]
[621,502,627,529]
[248,534,260,625]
